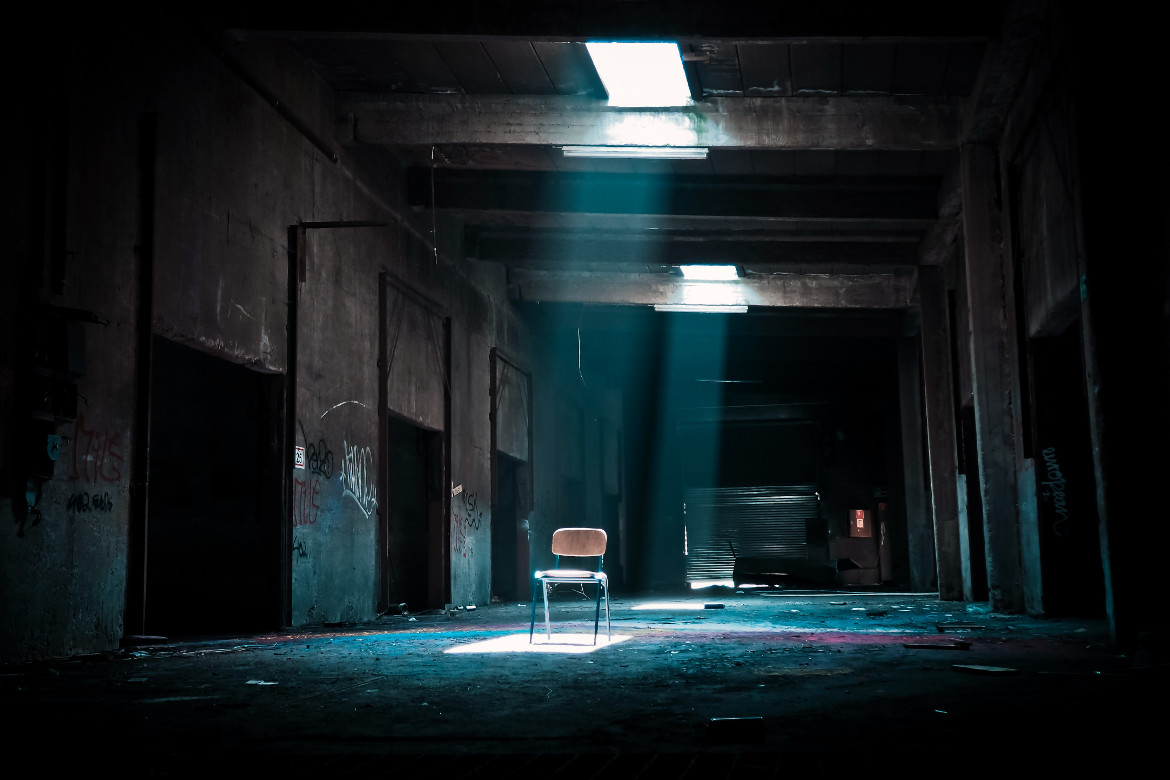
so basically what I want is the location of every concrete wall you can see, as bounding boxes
[1,24,543,663]
[1,31,146,663]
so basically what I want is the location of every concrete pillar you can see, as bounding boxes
[918,265,963,600]
[959,143,1024,613]
[897,337,935,592]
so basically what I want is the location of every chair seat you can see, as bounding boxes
[535,569,607,580]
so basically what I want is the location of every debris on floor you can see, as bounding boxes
[952,664,1018,675]
[707,716,765,743]
[903,640,972,650]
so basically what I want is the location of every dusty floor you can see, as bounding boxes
[4,587,1163,777]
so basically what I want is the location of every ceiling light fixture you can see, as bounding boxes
[679,264,740,280]
[561,145,708,160]
[585,41,693,107]
[654,304,749,313]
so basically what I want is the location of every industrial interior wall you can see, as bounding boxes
[448,277,499,608]
[1,33,150,663]
[528,319,608,579]
[1,25,534,662]
[291,228,381,624]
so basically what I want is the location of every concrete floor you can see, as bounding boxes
[4,587,1162,777]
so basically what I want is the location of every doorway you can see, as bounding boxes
[383,414,446,613]
[489,348,533,603]
[491,452,531,602]
[145,336,282,636]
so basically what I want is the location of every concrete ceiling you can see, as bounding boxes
[231,1,1040,348]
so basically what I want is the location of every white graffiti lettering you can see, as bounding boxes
[1040,447,1070,537]
[340,440,378,518]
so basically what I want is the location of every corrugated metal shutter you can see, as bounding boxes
[684,485,817,582]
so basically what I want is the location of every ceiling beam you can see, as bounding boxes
[244,2,1003,39]
[509,270,916,308]
[340,94,960,151]
[472,234,921,267]
[412,170,942,219]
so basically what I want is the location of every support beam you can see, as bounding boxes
[960,143,1024,613]
[508,270,916,308]
[919,265,963,600]
[341,94,960,151]
[474,233,921,269]
[918,161,963,266]
[260,4,1005,39]
[415,170,942,220]
[898,337,936,592]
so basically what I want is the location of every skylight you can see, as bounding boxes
[561,145,707,160]
[680,265,740,280]
[585,42,693,107]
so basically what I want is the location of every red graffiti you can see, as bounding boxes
[67,414,124,484]
[293,476,321,527]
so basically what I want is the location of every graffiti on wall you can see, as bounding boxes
[341,439,378,518]
[305,438,333,479]
[453,519,467,557]
[451,488,484,558]
[293,534,310,558]
[1039,446,1070,537]
[293,421,326,528]
[66,491,114,515]
[293,421,377,526]
[292,475,321,527]
[67,414,124,485]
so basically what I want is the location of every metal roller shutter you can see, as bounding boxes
[684,485,818,582]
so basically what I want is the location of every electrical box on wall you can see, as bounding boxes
[848,508,872,538]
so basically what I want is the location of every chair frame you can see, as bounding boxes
[529,528,611,644]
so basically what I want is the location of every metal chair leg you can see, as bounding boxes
[529,577,538,643]
[543,581,552,638]
[593,582,603,644]
[604,581,611,640]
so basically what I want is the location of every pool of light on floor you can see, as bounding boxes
[444,633,632,654]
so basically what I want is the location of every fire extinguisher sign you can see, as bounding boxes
[850,509,872,538]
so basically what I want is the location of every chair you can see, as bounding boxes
[529,527,611,644]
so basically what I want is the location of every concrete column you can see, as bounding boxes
[918,265,963,600]
[897,337,935,592]
[1069,5,1170,648]
[959,143,1024,613]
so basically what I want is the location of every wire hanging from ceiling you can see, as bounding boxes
[430,146,439,263]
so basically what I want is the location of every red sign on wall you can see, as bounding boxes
[849,508,873,538]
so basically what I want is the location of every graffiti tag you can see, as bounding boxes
[66,492,114,514]
[293,535,310,558]
[340,440,378,518]
[67,414,123,485]
[293,476,321,527]
[1040,447,1070,537]
[298,421,334,478]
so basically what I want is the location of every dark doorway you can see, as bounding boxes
[1030,323,1103,616]
[491,452,530,602]
[145,336,282,636]
[384,415,446,613]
